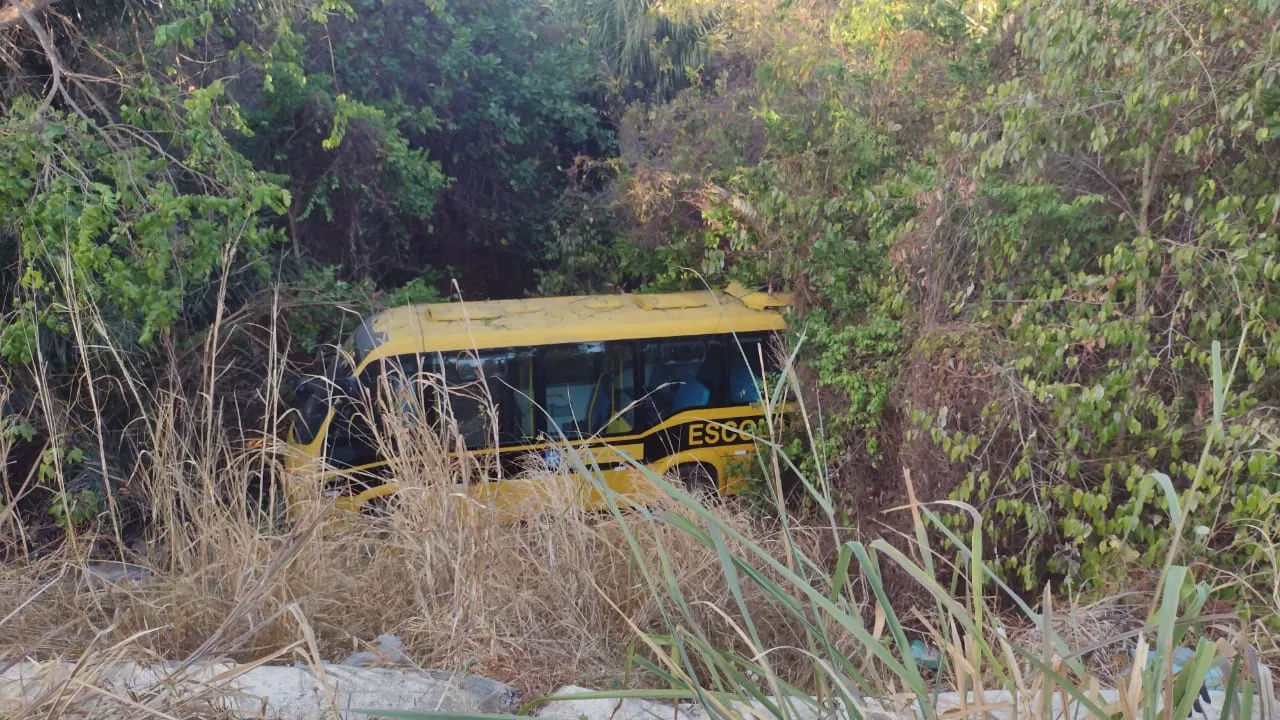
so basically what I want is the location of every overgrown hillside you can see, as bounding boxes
[0,0,613,538]
[546,0,1280,616]
[1,0,1278,667]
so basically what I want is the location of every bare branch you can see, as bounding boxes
[0,0,52,29]
[6,0,86,119]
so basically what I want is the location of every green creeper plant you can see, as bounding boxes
[920,0,1280,594]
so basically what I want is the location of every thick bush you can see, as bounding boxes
[550,0,1280,606]
[917,0,1280,597]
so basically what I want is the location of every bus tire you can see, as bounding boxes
[674,463,718,500]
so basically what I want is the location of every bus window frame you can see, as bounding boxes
[536,339,639,441]
[722,331,780,406]
[424,348,541,451]
[320,329,783,458]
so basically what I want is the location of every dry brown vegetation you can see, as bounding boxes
[2,378,1277,719]
[0,361,821,703]
[2,303,1276,720]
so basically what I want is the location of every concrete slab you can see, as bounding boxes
[0,659,522,719]
[535,684,1279,720]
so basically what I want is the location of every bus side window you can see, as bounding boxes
[439,349,536,449]
[640,338,725,423]
[726,333,785,405]
[726,336,764,404]
[543,342,635,438]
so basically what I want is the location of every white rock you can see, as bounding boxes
[341,634,413,667]
[82,561,153,587]
[0,659,520,719]
[536,684,1278,720]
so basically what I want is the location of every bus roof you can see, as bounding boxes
[353,284,789,371]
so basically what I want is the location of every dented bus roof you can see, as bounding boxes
[352,283,790,372]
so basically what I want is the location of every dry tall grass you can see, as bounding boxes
[3,296,1277,720]
[0,305,818,705]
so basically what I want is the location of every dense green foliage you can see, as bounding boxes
[241,0,612,287]
[545,0,1280,607]
[930,0,1280,597]
[2,0,1277,614]
[0,0,612,377]
[0,33,289,364]
[560,0,718,102]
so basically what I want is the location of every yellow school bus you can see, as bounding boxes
[280,282,790,519]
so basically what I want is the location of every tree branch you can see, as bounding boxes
[7,0,91,121]
[0,0,52,29]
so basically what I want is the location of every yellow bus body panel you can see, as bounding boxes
[282,286,792,521]
[351,287,787,376]
[281,404,797,522]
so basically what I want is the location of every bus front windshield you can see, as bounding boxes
[292,353,355,445]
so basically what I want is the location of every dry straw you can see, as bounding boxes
[0,294,1276,720]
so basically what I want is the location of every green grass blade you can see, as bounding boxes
[348,707,527,712]
[851,542,927,694]
[1151,471,1181,530]
[1149,566,1190,720]
[628,653,679,684]
[1218,651,1243,720]
[966,501,985,685]
[1152,566,1188,665]
[1171,639,1219,720]
[708,523,774,693]
[1171,581,1210,650]
[1238,677,1255,720]
[1211,339,1224,423]
[830,542,852,605]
